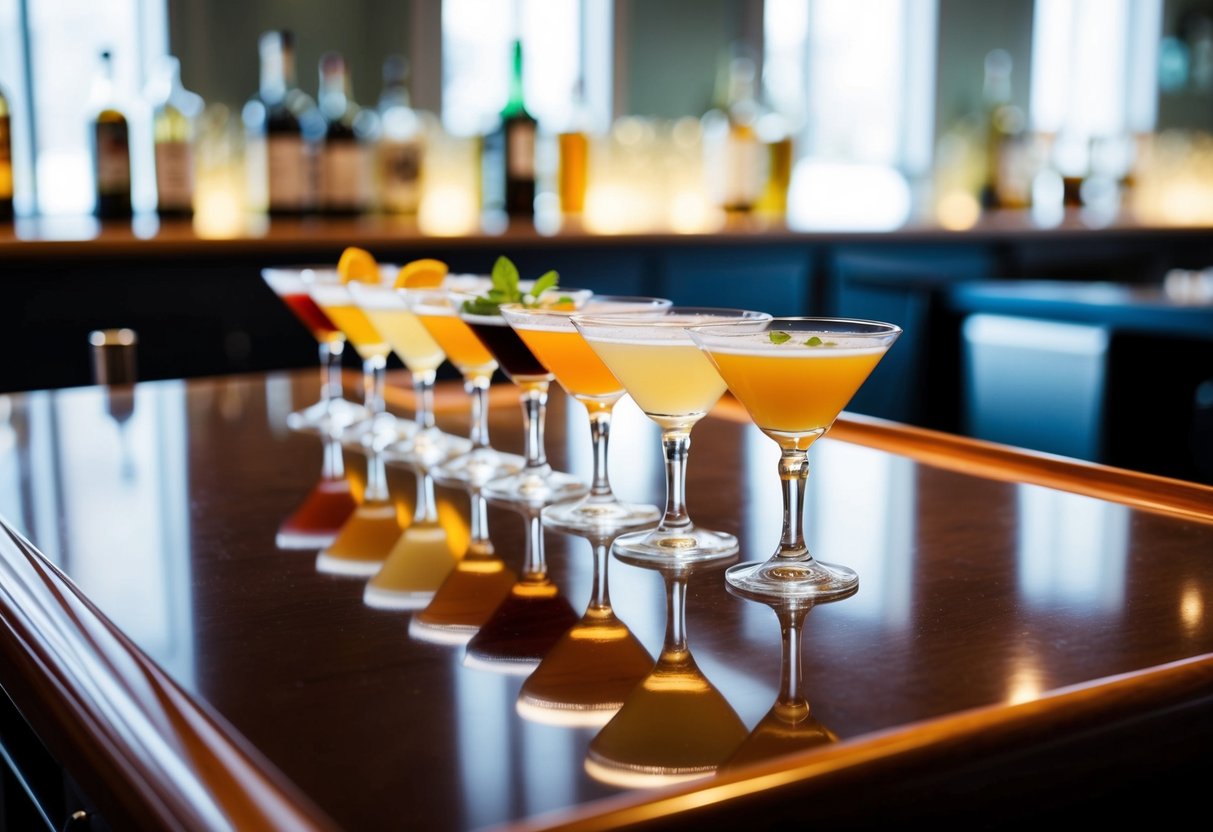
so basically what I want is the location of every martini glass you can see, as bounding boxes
[316,436,403,576]
[275,432,358,550]
[405,287,525,485]
[688,317,900,598]
[572,307,771,563]
[501,297,670,533]
[262,266,365,433]
[458,296,591,507]
[348,278,469,467]
[305,266,408,448]
[516,527,653,727]
[584,552,746,788]
[720,584,854,772]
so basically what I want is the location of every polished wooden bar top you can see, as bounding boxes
[1,370,1212,830]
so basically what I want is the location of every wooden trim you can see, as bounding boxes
[0,521,339,831]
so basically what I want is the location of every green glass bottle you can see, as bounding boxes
[481,40,536,218]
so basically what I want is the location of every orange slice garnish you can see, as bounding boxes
[395,258,449,289]
[337,246,381,284]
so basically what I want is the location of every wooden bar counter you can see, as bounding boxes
[1,369,1212,830]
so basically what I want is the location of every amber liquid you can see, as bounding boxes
[364,521,458,608]
[411,544,518,643]
[721,704,836,772]
[585,650,747,787]
[464,579,578,672]
[558,131,588,213]
[518,609,652,725]
[317,501,402,574]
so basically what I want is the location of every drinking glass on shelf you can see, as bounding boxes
[688,317,900,598]
[571,307,771,563]
[457,293,592,507]
[305,266,407,447]
[262,266,366,433]
[501,296,670,533]
[348,278,469,467]
[404,287,525,485]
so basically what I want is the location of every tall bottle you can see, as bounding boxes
[316,52,371,215]
[0,83,12,221]
[242,30,313,216]
[375,54,424,215]
[481,40,537,218]
[149,56,203,218]
[557,80,589,215]
[89,49,133,219]
[701,53,765,213]
[979,49,1027,210]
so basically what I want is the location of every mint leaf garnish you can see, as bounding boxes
[805,336,823,346]
[529,270,559,299]
[769,331,791,344]
[461,256,560,315]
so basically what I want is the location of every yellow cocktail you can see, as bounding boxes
[688,317,901,598]
[572,307,771,563]
[502,297,670,533]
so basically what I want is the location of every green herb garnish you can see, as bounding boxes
[460,255,561,316]
[769,331,792,344]
[805,336,823,346]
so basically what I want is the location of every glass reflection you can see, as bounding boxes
[463,498,578,674]
[517,528,652,727]
[585,553,746,788]
[316,437,403,576]
[720,585,854,771]
[276,433,358,550]
[410,473,517,645]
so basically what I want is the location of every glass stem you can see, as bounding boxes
[519,381,549,472]
[659,428,692,532]
[778,447,811,560]
[521,507,546,582]
[413,369,437,430]
[776,605,811,715]
[413,470,437,524]
[587,408,614,499]
[320,435,345,479]
[466,373,492,450]
[587,537,612,616]
[468,487,493,555]
[320,339,345,405]
[659,573,689,663]
[364,448,389,502]
[363,356,386,416]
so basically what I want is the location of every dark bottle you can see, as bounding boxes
[242,30,313,215]
[481,40,536,219]
[316,51,371,215]
[0,82,12,221]
[89,50,133,219]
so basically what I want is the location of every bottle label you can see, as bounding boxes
[155,140,194,210]
[379,140,422,213]
[267,134,307,210]
[95,121,131,194]
[320,140,368,210]
[0,116,11,198]
[506,120,535,178]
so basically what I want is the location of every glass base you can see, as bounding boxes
[725,555,858,599]
[611,524,738,564]
[541,496,661,534]
[286,396,367,434]
[363,584,434,611]
[383,428,472,469]
[429,448,526,488]
[340,412,415,451]
[482,467,589,507]
[407,617,479,647]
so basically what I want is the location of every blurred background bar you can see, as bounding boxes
[1,0,1211,484]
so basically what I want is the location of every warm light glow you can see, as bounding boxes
[786,160,912,230]
[583,184,643,234]
[192,181,247,238]
[1180,582,1205,635]
[1006,652,1045,704]
[668,191,721,233]
[936,190,982,230]
[418,185,479,236]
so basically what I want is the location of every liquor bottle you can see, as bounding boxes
[374,54,424,215]
[0,82,12,221]
[89,49,133,219]
[701,53,766,213]
[481,39,537,218]
[979,49,1027,210]
[148,56,203,218]
[242,30,313,215]
[556,80,589,215]
[316,52,372,215]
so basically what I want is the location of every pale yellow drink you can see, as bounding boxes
[582,335,727,419]
[319,303,391,361]
[513,326,623,411]
[703,338,887,433]
[363,307,445,373]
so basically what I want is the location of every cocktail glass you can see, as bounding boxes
[316,437,403,576]
[501,296,671,533]
[275,432,357,550]
[571,307,771,563]
[262,266,365,433]
[304,266,407,448]
[405,287,525,485]
[688,317,900,597]
[348,278,469,467]
[458,295,591,507]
